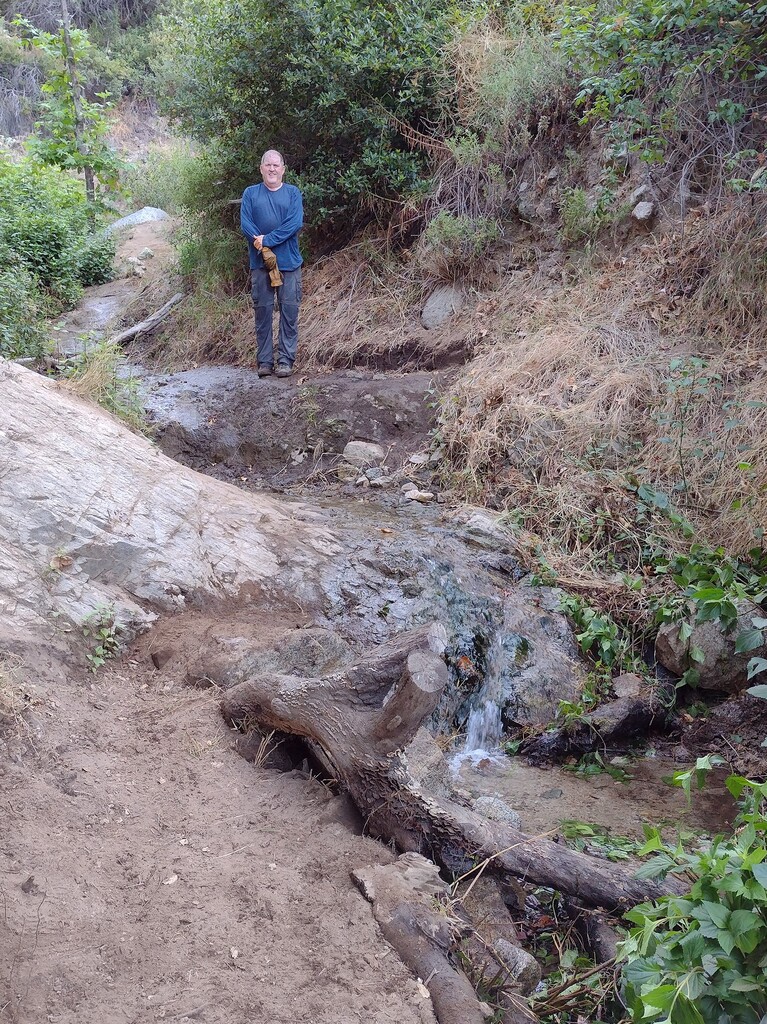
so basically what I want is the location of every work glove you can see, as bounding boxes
[261,245,283,288]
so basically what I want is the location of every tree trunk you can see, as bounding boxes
[214,626,685,912]
[60,0,94,208]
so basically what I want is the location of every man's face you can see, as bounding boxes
[261,153,285,190]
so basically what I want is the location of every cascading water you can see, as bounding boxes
[451,611,524,767]
[463,628,506,754]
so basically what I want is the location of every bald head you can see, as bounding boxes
[260,150,286,190]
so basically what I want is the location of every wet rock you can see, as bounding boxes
[421,284,464,330]
[342,440,386,468]
[472,795,521,830]
[655,600,765,693]
[632,200,655,223]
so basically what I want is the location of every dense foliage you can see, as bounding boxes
[620,771,767,1024]
[0,158,115,357]
[155,0,465,238]
[558,0,767,177]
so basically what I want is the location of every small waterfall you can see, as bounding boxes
[458,625,510,761]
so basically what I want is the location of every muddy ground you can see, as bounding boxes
[2,218,761,1024]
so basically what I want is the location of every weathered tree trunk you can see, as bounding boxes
[109,293,184,346]
[352,854,487,1024]
[214,626,685,912]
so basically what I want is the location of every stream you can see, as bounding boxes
[54,279,736,841]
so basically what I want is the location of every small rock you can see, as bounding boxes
[369,476,393,488]
[150,647,175,670]
[473,796,521,830]
[628,184,648,206]
[365,467,384,481]
[336,463,358,482]
[406,490,435,503]
[546,166,559,182]
[612,672,643,698]
[428,448,445,467]
[138,247,155,259]
[408,453,429,466]
[421,284,464,330]
[632,200,655,222]
[541,787,563,799]
[400,481,418,492]
[342,440,386,468]
[354,476,369,487]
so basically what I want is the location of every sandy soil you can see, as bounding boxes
[1,615,438,1024]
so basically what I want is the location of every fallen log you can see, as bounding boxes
[109,292,184,346]
[352,854,486,1024]
[213,624,685,912]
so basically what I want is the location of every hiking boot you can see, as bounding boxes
[257,364,273,378]
[275,364,294,378]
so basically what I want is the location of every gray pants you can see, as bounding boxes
[250,267,301,369]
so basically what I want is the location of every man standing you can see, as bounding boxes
[240,150,303,378]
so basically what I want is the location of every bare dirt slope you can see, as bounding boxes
[2,636,436,1024]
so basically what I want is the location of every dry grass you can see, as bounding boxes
[436,258,767,587]
[61,340,147,432]
[654,194,767,343]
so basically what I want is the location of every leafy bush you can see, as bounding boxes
[620,769,767,1024]
[120,140,198,214]
[557,0,767,183]
[154,0,461,245]
[0,263,47,359]
[77,229,116,285]
[418,211,501,280]
[0,158,115,357]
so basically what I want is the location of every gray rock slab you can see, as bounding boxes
[107,207,170,233]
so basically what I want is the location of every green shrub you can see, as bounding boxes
[0,264,47,360]
[120,141,198,215]
[418,211,500,279]
[620,768,767,1024]
[0,157,115,328]
[77,231,116,286]
[154,0,460,246]
[557,0,767,181]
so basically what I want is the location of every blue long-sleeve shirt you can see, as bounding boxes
[240,182,303,271]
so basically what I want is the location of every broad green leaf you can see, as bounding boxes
[701,901,730,929]
[735,629,764,654]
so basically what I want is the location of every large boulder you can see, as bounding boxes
[0,360,340,654]
[655,600,766,693]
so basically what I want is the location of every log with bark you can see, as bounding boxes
[109,292,184,347]
[211,624,685,912]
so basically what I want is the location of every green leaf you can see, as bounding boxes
[735,628,764,654]
[701,901,730,929]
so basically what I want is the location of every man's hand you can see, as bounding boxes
[253,235,264,251]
